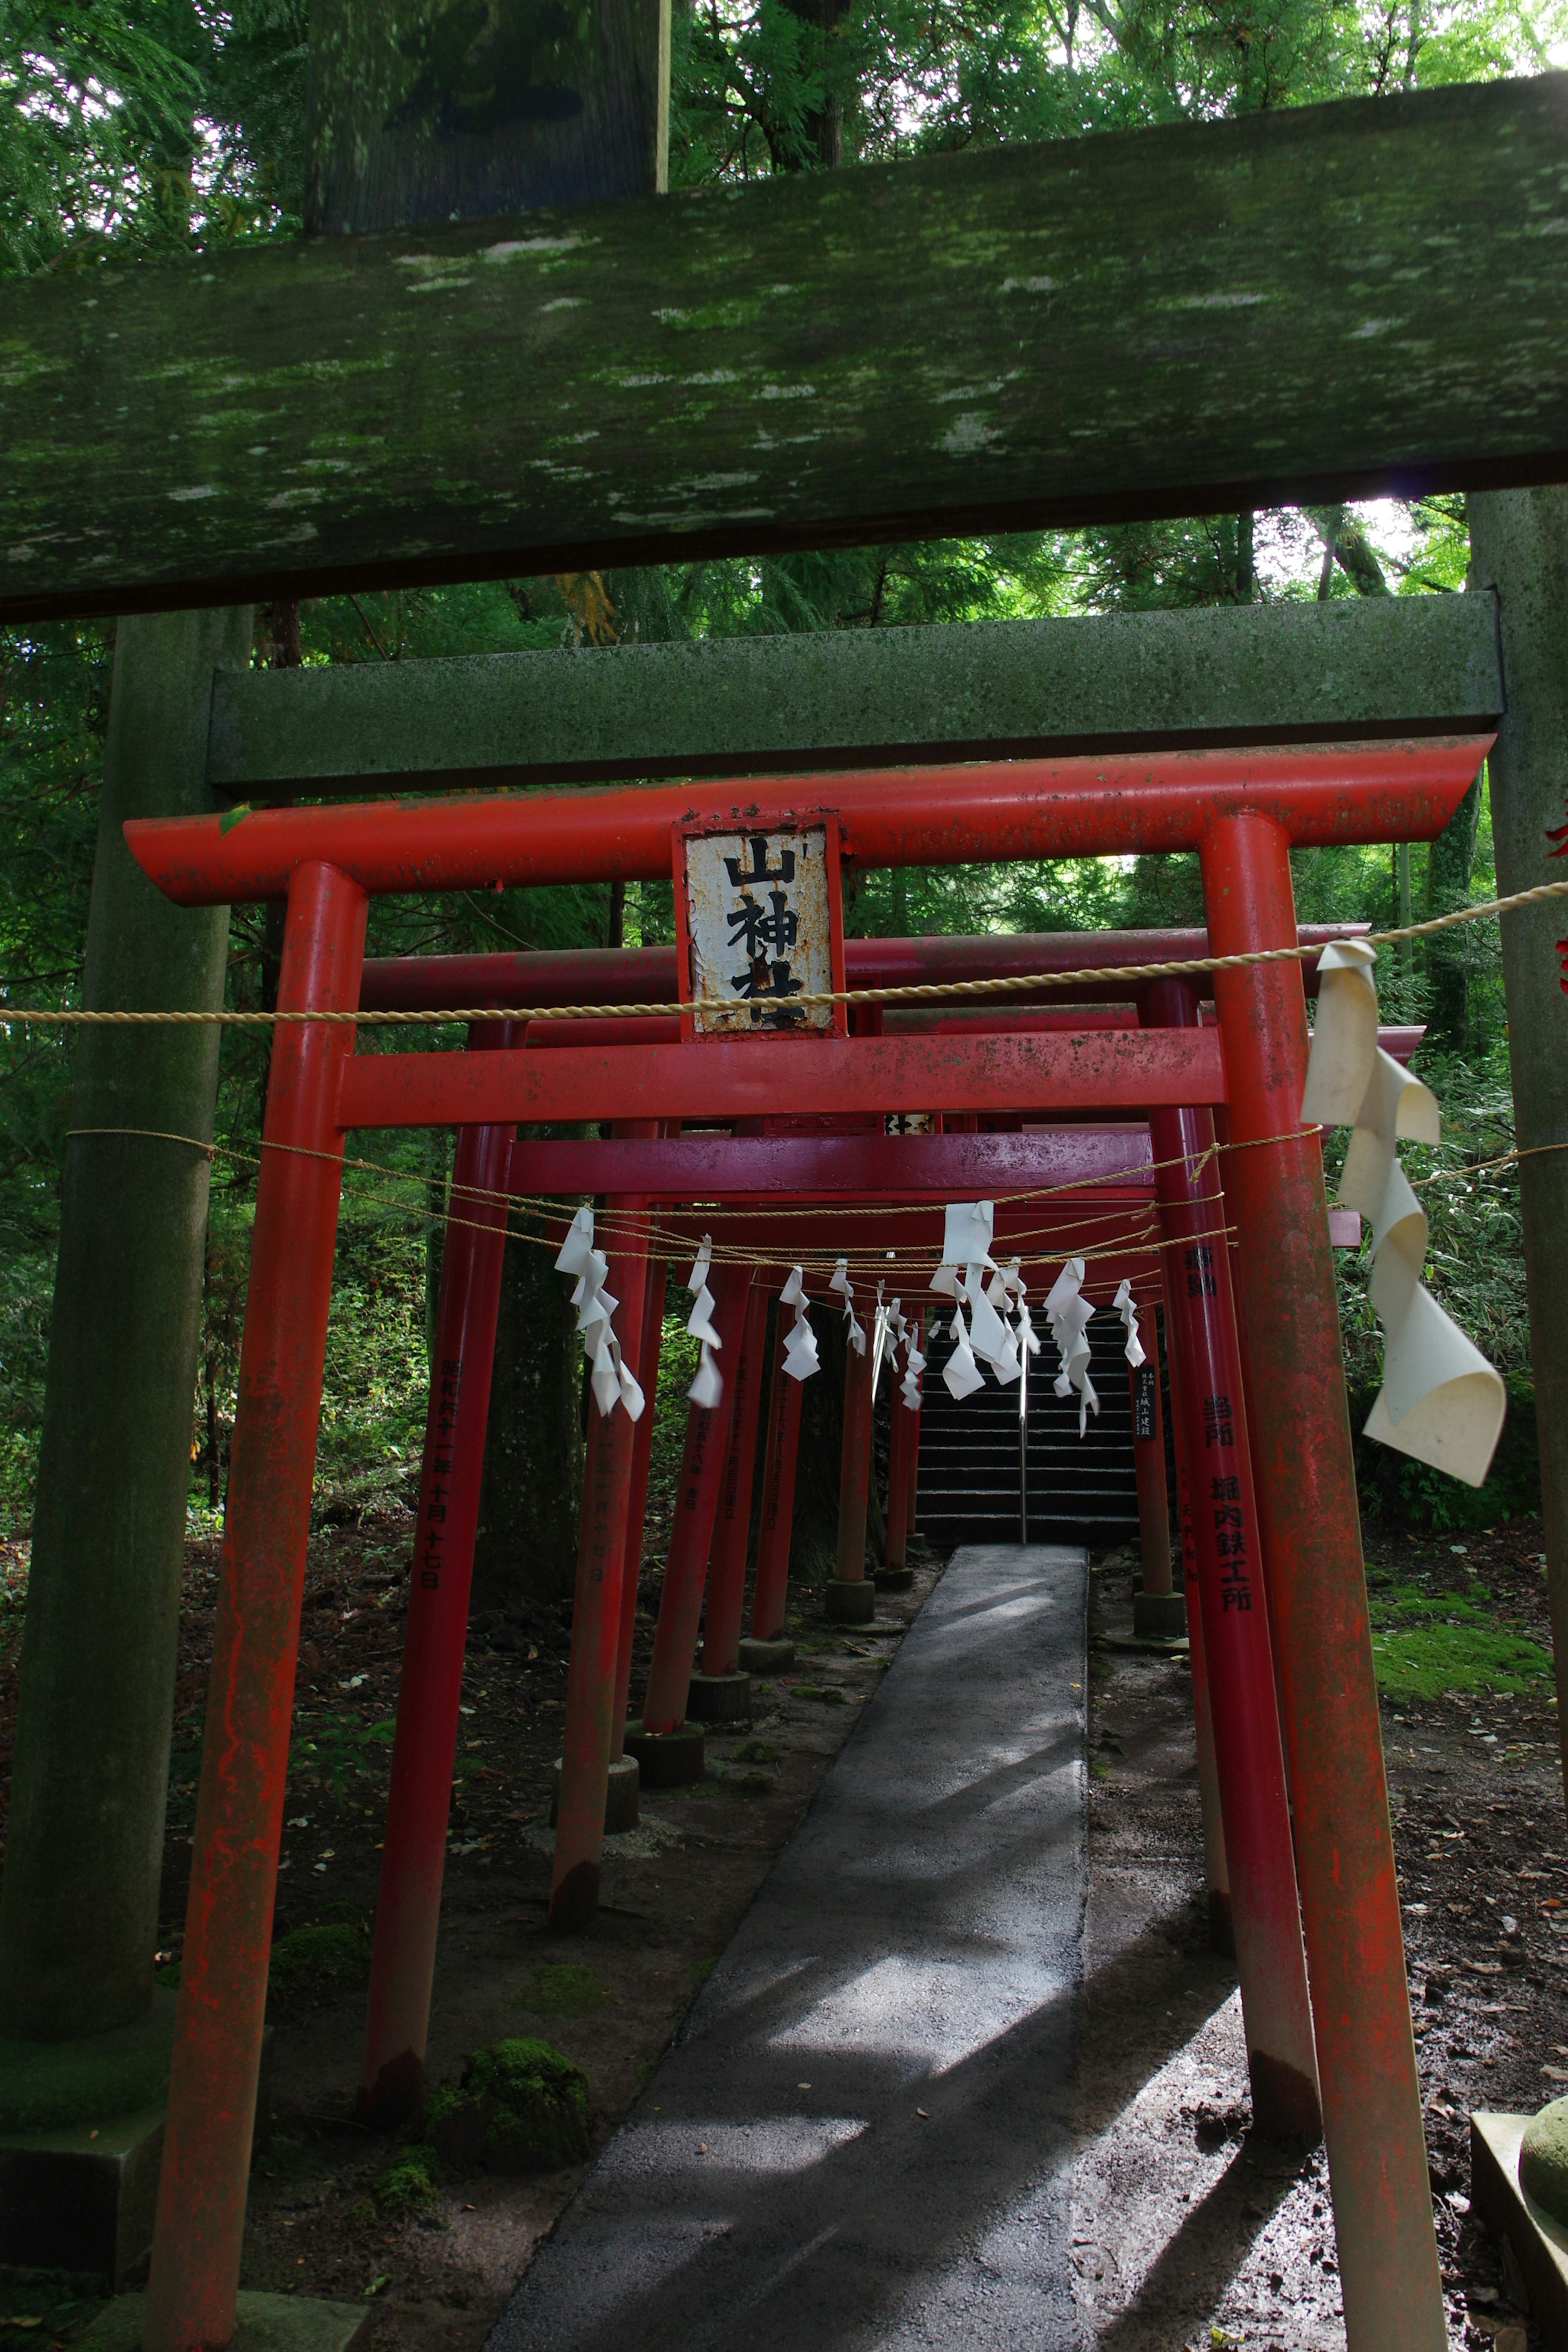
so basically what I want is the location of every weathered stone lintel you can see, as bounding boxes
[208,595,1503,800]
[4,74,1568,622]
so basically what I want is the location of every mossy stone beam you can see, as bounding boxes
[6,74,1568,624]
[208,595,1503,801]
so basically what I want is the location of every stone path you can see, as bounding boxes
[487,1544,1087,2352]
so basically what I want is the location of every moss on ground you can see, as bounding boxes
[423,2038,590,2175]
[369,2141,441,2214]
[268,1919,368,2003]
[1367,1580,1552,1701]
[512,1961,614,2018]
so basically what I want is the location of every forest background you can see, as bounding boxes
[0,0,1560,1605]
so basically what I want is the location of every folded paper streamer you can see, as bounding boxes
[931,1200,1021,1394]
[1302,939,1505,1487]
[779,1265,820,1383]
[829,1257,866,1356]
[894,1301,926,1411]
[1112,1278,1146,1369]
[1045,1258,1099,1435]
[684,1236,725,1410]
[869,1284,892,1398]
[553,1206,646,1421]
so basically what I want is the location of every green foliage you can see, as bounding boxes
[286,1711,398,1806]
[1366,1577,1553,1700]
[368,2141,442,2214]
[512,1961,615,2018]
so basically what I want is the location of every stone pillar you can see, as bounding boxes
[0,607,249,2274]
[1464,497,1568,1817]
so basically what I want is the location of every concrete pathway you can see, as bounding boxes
[488,1544,1087,2352]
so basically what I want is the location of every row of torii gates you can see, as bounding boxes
[120,733,1488,2352]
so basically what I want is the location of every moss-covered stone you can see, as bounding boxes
[267,1922,367,2006]
[423,2039,590,2176]
[1521,2098,1568,2224]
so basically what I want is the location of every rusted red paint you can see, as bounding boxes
[641,1270,753,1735]
[702,1282,770,1677]
[751,1324,802,1642]
[126,741,1489,907]
[1200,812,1445,2350]
[338,1026,1225,1133]
[359,1045,517,2127]
[1146,981,1320,2147]
[143,860,368,2352]
[549,1209,652,1933]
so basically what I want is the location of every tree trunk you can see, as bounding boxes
[1423,766,1483,1050]
[0,606,250,2042]
[1464,490,1568,1823]
[471,1176,583,1613]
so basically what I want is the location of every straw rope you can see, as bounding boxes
[11,871,1568,1029]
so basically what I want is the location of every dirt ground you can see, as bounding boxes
[0,1511,1561,2352]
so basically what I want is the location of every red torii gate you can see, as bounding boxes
[120,737,1488,2352]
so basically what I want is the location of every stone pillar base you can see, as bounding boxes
[79,2289,371,2352]
[1471,2111,1568,2347]
[0,2104,164,2290]
[623,1719,706,1788]
[875,1566,914,1592]
[0,1993,274,2287]
[824,1579,875,1625]
[548,1754,640,1833]
[738,1637,795,1675]
[684,1672,752,1725]
[1133,1590,1188,1640]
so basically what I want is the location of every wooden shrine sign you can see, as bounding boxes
[675,821,847,1038]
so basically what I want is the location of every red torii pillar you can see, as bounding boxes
[746,1312,802,1668]
[692,1276,770,1717]
[1146,982,1320,2146]
[358,1026,517,2126]
[1200,813,1444,2351]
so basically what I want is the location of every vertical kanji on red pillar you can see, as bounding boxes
[1200,812,1445,2352]
[835,1332,875,1582]
[359,1026,519,2126]
[613,1252,668,1756]
[1146,976,1319,2145]
[549,1209,651,1933]
[884,1348,911,1572]
[1163,1296,1231,1952]
[144,861,367,2352]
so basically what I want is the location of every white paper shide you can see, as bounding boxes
[1301,940,1505,1487]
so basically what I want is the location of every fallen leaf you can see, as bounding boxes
[363,2277,390,2300]
[916,2108,929,2119]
